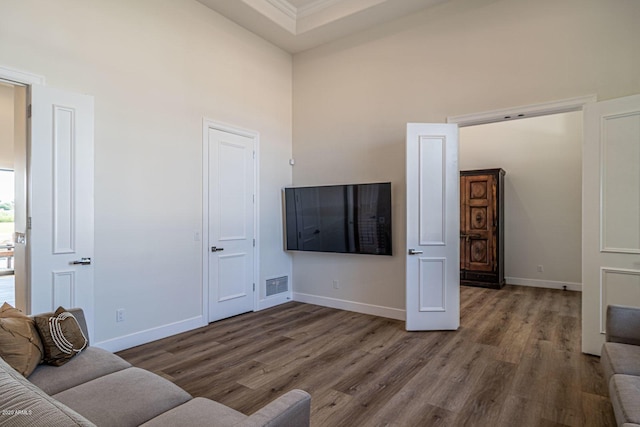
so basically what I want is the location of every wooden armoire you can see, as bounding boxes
[460,169,505,289]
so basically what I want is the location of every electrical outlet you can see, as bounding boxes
[333,280,340,290]
[116,309,125,323]
[537,265,544,273]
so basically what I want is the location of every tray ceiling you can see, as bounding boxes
[196,0,448,53]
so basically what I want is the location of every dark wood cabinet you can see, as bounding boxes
[460,168,505,289]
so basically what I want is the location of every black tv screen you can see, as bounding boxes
[284,182,392,255]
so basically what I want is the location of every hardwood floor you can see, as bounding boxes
[117,285,616,426]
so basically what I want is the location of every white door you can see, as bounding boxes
[406,123,460,331]
[29,84,94,337]
[206,126,256,323]
[582,94,640,355]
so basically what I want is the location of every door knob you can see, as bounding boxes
[408,249,423,255]
[211,247,225,252]
[71,257,92,265]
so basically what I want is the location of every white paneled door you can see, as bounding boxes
[406,123,460,331]
[583,94,640,355]
[206,125,256,323]
[29,84,95,338]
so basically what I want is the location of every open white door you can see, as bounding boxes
[29,85,94,338]
[406,123,460,331]
[582,94,640,355]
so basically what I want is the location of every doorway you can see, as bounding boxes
[458,111,583,291]
[0,80,26,311]
[1,68,95,330]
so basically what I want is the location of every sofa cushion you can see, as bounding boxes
[140,397,246,426]
[53,367,192,427]
[601,342,640,382]
[610,374,640,425]
[0,302,44,377]
[34,307,88,367]
[28,346,131,395]
[0,355,95,426]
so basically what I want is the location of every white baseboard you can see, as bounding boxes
[506,277,582,292]
[93,315,207,353]
[94,295,294,353]
[293,292,405,321]
[258,293,293,310]
[92,279,578,353]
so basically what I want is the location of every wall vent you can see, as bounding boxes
[266,276,288,297]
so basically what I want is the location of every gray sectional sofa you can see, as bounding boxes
[601,304,640,427]
[0,308,310,426]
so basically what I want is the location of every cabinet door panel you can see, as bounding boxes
[462,174,495,272]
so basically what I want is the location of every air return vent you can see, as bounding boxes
[266,276,288,297]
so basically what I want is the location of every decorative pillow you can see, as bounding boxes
[34,306,88,367]
[0,302,44,377]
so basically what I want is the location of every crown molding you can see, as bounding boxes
[266,0,297,20]
[197,0,447,53]
[264,0,352,22]
[297,0,344,18]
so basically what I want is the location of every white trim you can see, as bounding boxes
[93,316,206,353]
[266,0,297,19]
[506,276,582,292]
[447,94,597,127]
[261,0,347,20]
[258,293,292,310]
[202,118,260,324]
[293,292,405,320]
[201,121,210,324]
[297,0,343,18]
[0,65,45,85]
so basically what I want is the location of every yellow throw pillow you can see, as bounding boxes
[0,302,44,377]
[34,306,88,367]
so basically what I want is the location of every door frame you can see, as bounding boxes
[201,118,259,323]
[0,65,45,314]
[447,94,597,127]
[447,93,599,351]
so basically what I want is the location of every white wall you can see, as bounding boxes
[460,112,582,290]
[0,0,293,349]
[0,84,14,170]
[292,0,640,315]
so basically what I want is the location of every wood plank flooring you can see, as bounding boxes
[117,285,616,426]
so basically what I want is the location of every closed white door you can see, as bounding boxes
[206,126,256,323]
[29,84,95,337]
[406,123,460,331]
[582,94,640,355]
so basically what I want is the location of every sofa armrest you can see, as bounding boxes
[238,389,310,427]
[606,305,640,345]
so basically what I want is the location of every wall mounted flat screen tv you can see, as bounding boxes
[284,182,392,255]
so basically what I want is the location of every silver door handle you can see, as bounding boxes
[211,247,225,252]
[408,249,423,255]
[71,257,92,265]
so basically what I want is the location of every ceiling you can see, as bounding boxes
[196,0,448,53]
